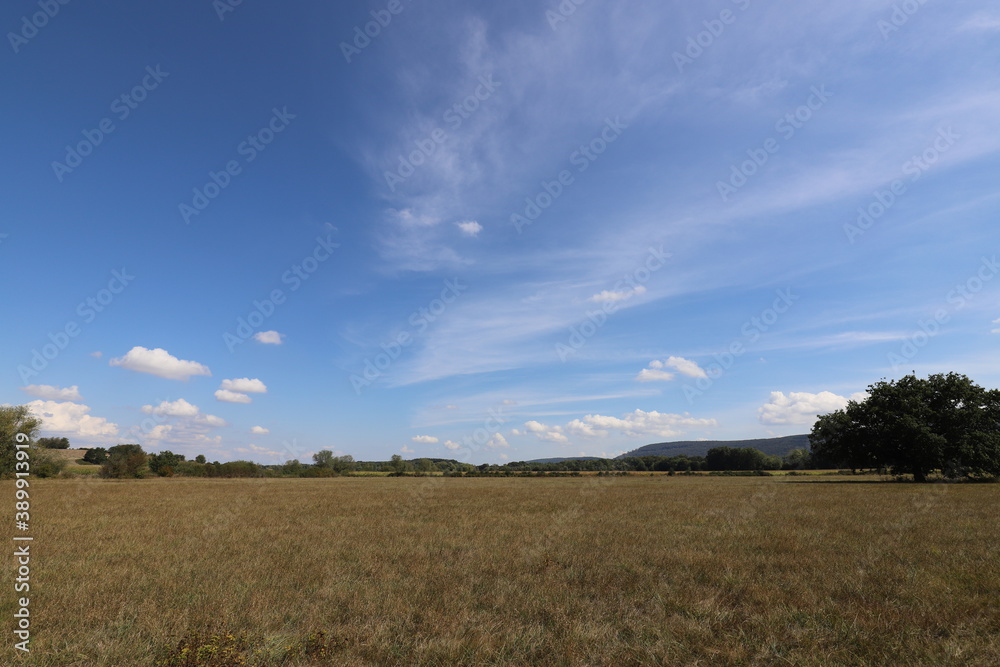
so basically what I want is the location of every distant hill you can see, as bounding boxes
[617,434,809,459]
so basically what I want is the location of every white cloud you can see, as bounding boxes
[456,220,483,237]
[109,346,211,381]
[524,420,569,444]
[567,410,716,440]
[21,384,83,402]
[635,368,675,382]
[664,356,708,379]
[250,426,270,435]
[220,378,268,394]
[254,331,285,345]
[757,391,866,425]
[443,440,461,450]
[636,357,707,382]
[401,445,415,454]
[136,399,227,448]
[90,351,103,359]
[27,400,119,439]
[142,399,200,418]
[215,390,252,404]
[487,433,509,449]
[588,285,646,303]
[992,318,1000,334]
[411,435,439,444]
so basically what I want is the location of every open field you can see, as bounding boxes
[3,476,998,665]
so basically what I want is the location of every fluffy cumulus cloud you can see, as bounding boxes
[138,399,227,448]
[254,330,285,345]
[412,435,439,444]
[589,285,646,303]
[109,346,211,381]
[443,439,461,450]
[567,409,716,439]
[215,378,267,404]
[250,426,270,435]
[487,433,509,449]
[21,384,83,402]
[142,399,201,418]
[523,420,569,444]
[215,390,252,404]
[27,400,119,439]
[220,378,268,393]
[636,357,707,382]
[401,445,415,454]
[757,391,866,425]
[456,220,482,237]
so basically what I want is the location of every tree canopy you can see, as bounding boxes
[810,373,1000,481]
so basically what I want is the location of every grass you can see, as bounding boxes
[2,476,998,665]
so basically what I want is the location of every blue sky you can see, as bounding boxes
[3,0,998,464]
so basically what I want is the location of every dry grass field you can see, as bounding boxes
[2,476,998,665]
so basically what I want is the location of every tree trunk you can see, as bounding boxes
[912,466,927,483]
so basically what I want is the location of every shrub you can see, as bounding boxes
[100,444,148,479]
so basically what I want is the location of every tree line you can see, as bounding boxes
[2,373,997,481]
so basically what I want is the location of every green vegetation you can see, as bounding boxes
[36,436,70,449]
[811,372,1000,482]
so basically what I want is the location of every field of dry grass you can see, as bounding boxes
[2,476,998,665]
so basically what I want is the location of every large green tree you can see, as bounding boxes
[810,373,1000,481]
[0,405,41,477]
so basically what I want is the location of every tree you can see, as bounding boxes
[313,450,335,468]
[414,458,434,473]
[330,454,355,474]
[389,454,407,474]
[37,436,70,449]
[0,405,41,477]
[83,447,108,465]
[810,373,1000,482]
[783,448,812,470]
[195,454,207,464]
[149,450,184,476]
[100,444,148,479]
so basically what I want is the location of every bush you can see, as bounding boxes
[37,436,71,449]
[82,447,108,465]
[101,444,148,479]
[31,447,67,478]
